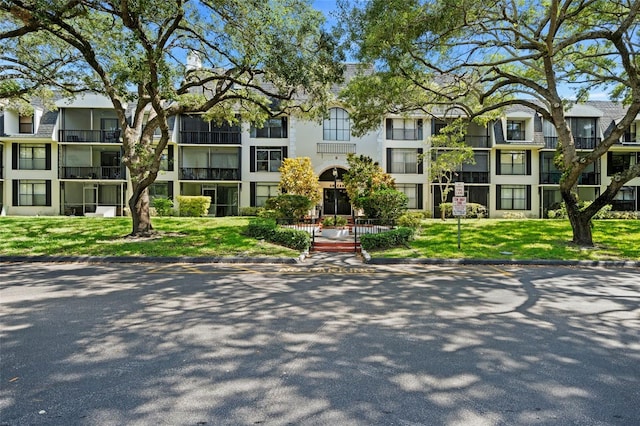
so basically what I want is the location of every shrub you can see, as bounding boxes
[265,194,312,220]
[547,201,613,220]
[360,227,415,250]
[239,206,264,216]
[177,196,211,217]
[439,202,487,219]
[152,198,174,217]
[257,209,280,219]
[397,212,424,229]
[244,219,310,251]
[360,189,408,224]
[502,211,527,219]
[322,216,348,227]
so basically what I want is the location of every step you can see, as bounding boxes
[312,241,361,253]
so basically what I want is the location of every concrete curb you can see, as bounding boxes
[363,256,640,268]
[0,255,298,264]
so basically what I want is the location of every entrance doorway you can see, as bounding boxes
[323,188,351,216]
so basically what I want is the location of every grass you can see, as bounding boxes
[0,216,299,258]
[373,219,640,261]
[1,216,638,261]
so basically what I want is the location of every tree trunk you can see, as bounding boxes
[563,194,594,246]
[129,185,153,237]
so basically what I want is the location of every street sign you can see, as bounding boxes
[454,182,465,197]
[452,196,467,216]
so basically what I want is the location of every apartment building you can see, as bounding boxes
[1,92,639,218]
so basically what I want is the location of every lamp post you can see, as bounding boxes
[332,167,338,225]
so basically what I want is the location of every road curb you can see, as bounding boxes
[0,255,298,264]
[363,256,640,268]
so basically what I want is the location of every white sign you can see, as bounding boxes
[452,196,467,216]
[454,182,465,197]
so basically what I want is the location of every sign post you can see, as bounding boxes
[452,182,466,250]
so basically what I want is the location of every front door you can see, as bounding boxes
[324,188,351,215]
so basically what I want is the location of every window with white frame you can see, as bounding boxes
[19,114,34,134]
[506,120,525,140]
[386,118,423,140]
[19,144,47,170]
[497,185,530,210]
[623,122,637,143]
[396,184,419,209]
[498,150,529,175]
[256,147,284,172]
[390,149,419,174]
[323,107,350,141]
[255,183,280,207]
[251,118,288,138]
[18,180,47,206]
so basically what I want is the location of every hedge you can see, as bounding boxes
[359,227,415,250]
[244,219,310,251]
[177,196,211,217]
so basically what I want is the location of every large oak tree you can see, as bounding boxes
[1,0,343,236]
[340,0,640,246]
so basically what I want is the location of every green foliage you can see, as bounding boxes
[322,216,348,227]
[359,189,408,224]
[265,194,312,220]
[360,227,415,250]
[177,196,211,217]
[343,154,395,209]
[244,218,310,251]
[397,212,424,229]
[547,201,612,220]
[152,198,174,217]
[439,202,488,219]
[239,207,264,216]
[278,157,321,205]
[257,209,280,219]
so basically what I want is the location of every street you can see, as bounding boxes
[1,259,639,425]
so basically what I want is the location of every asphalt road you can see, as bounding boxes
[1,258,639,425]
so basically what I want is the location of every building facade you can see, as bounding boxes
[1,93,639,218]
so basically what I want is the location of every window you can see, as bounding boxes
[255,183,280,207]
[506,120,525,140]
[386,118,423,140]
[251,118,288,138]
[19,114,33,134]
[612,187,636,211]
[323,107,350,141]
[623,123,637,143]
[497,185,530,210]
[16,180,49,206]
[388,148,421,174]
[497,150,530,175]
[14,144,49,170]
[396,184,422,209]
[608,152,638,175]
[253,147,285,172]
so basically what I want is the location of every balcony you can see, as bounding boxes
[456,171,489,184]
[544,137,601,150]
[387,128,423,141]
[539,171,600,185]
[59,130,121,143]
[179,167,239,180]
[464,135,490,148]
[317,143,356,155]
[179,131,240,145]
[60,166,124,179]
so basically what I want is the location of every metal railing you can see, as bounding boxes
[60,166,124,179]
[179,131,240,144]
[179,167,239,180]
[59,129,121,143]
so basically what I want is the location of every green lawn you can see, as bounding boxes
[1,216,638,261]
[0,216,299,258]
[373,219,640,261]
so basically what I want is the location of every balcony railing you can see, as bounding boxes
[60,166,124,179]
[544,137,601,150]
[317,143,357,155]
[456,171,490,183]
[179,167,239,180]
[464,135,490,148]
[540,171,600,185]
[59,130,121,143]
[179,131,240,144]
[387,128,423,140]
